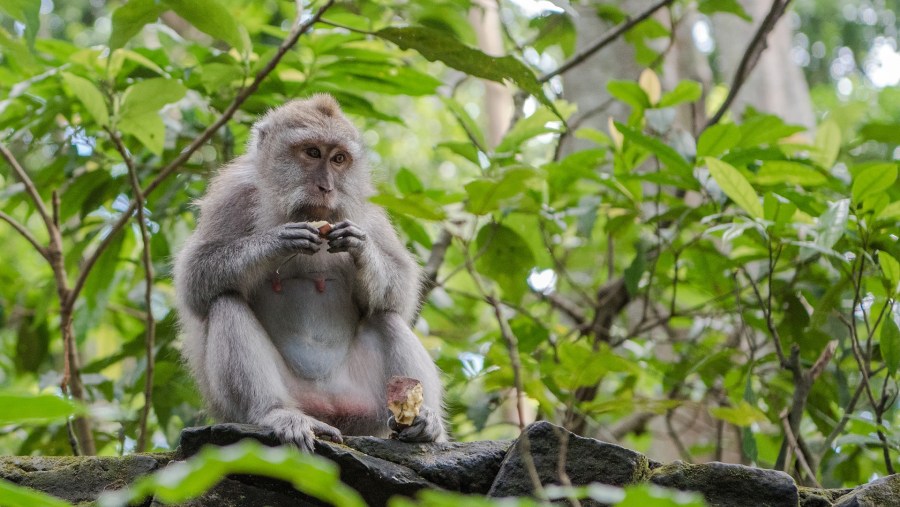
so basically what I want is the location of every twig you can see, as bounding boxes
[704,0,794,129]
[0,143,54,232]
[539,0,675,83]
[68,0,336,306]
[416,228,453,316]
[107,129,156,452]
[0,210,49,260]
[780,409,822,488]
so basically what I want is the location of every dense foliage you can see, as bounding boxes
[1,0,899,503]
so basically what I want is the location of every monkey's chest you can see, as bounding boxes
[250,274,360,380]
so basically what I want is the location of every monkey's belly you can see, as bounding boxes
[250,276,360,380]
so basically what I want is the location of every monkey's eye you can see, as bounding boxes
[305,147,322,158]
[332,153,347,164]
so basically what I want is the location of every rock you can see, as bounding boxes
[177,423,281,458]
[177,424,437,507]
[344,436,512,494]
[833,475,900,507]
[0,454,168,504]
[800,486,854,507]
[488,421,652,498]
[150,477,321,507]
[650,461,799,507]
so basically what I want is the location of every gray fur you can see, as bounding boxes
[174,95,446,451]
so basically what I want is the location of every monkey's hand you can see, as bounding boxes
[326,220,367,258]
[260,408,343,452]
[388,406,444,443]
[271,223,323,256]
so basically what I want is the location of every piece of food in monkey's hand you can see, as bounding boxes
[387,376,423,427]
[309,220,333,237]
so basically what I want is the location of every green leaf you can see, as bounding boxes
[369,193,445,221]
[812,119,841,169]
[474,223,535,303]
[697,123,740,158]
[860,122,900,144]
[709,400,768,427]
[161,0,246,52]
[0,0,39,47]
[881,317,900,375]
[375,26,554,111]
[119,78,187,120]
[658,80,702,108]
[0,392,82,424]
[119,113,166,155]
[705,157,764,218]
[464,168,538,215]
[495,107,562,154]
[110,0,164,50]
[851,163,898,204]
[877,201,900,222]
[698,0,752,20]
[800,199,850,261]
[61,72,110,127]
[756,161,827,186]
[879,251,900,292]
[615,122,691,178]
[606,80,649,110]
[0,480,72,507]
[763,193,797,224]
[395,168,424,195]
[99,441,365,507]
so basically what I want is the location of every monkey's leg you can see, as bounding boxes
[365,312,448,443]
[205,294,342,451]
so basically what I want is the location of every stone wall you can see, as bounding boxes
[1,421,896,506]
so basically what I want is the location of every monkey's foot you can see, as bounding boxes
[260,408,343,452]
[388,406,445,443]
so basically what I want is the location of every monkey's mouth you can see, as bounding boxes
[291,203,333,222]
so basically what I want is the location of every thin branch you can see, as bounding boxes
[416,228,453,315]
[0,210,49,260]
[0,143,54,231]
[780,409,822,488]
[539,0,675,83]
[68,0,336,306]
[107,129,156,453]
[704,0,794,129]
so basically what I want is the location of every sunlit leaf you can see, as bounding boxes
[638,69,662,105]
[607,80,650,110]
[98,441,365,507]
[0,480,72,507]
[110,0,163,50]
[697,123,740,158]
[812,119,841,169]
[0,0,40,47]
[755,161,828,186]
[851,163,898,204]
[61,72,110,127]
[370,193,445,221]
[709,400,768,427]
[615,122,691,177]
[0,392,82,424]
[705,157,764,218]
[658,80,702,108]
[698,0,751,20]
[162,0,247,52]
[879,251,900,292]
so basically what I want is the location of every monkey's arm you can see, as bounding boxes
[327,210,421,322]
[174,185,322,317]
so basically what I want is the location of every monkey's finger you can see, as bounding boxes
[327,237,363,253]
[311,421,343,444]
[278,227,323,242]
[327,223,366,240]
[285,222,322,234]
[283,238,321,255]
[395,408,440,443]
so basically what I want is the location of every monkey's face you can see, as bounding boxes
[253,95,371,221]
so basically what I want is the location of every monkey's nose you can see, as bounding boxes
[318,185,333,194]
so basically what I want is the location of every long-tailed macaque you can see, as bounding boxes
[174,95,446,451]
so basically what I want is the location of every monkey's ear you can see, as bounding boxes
[251,118,272,152]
